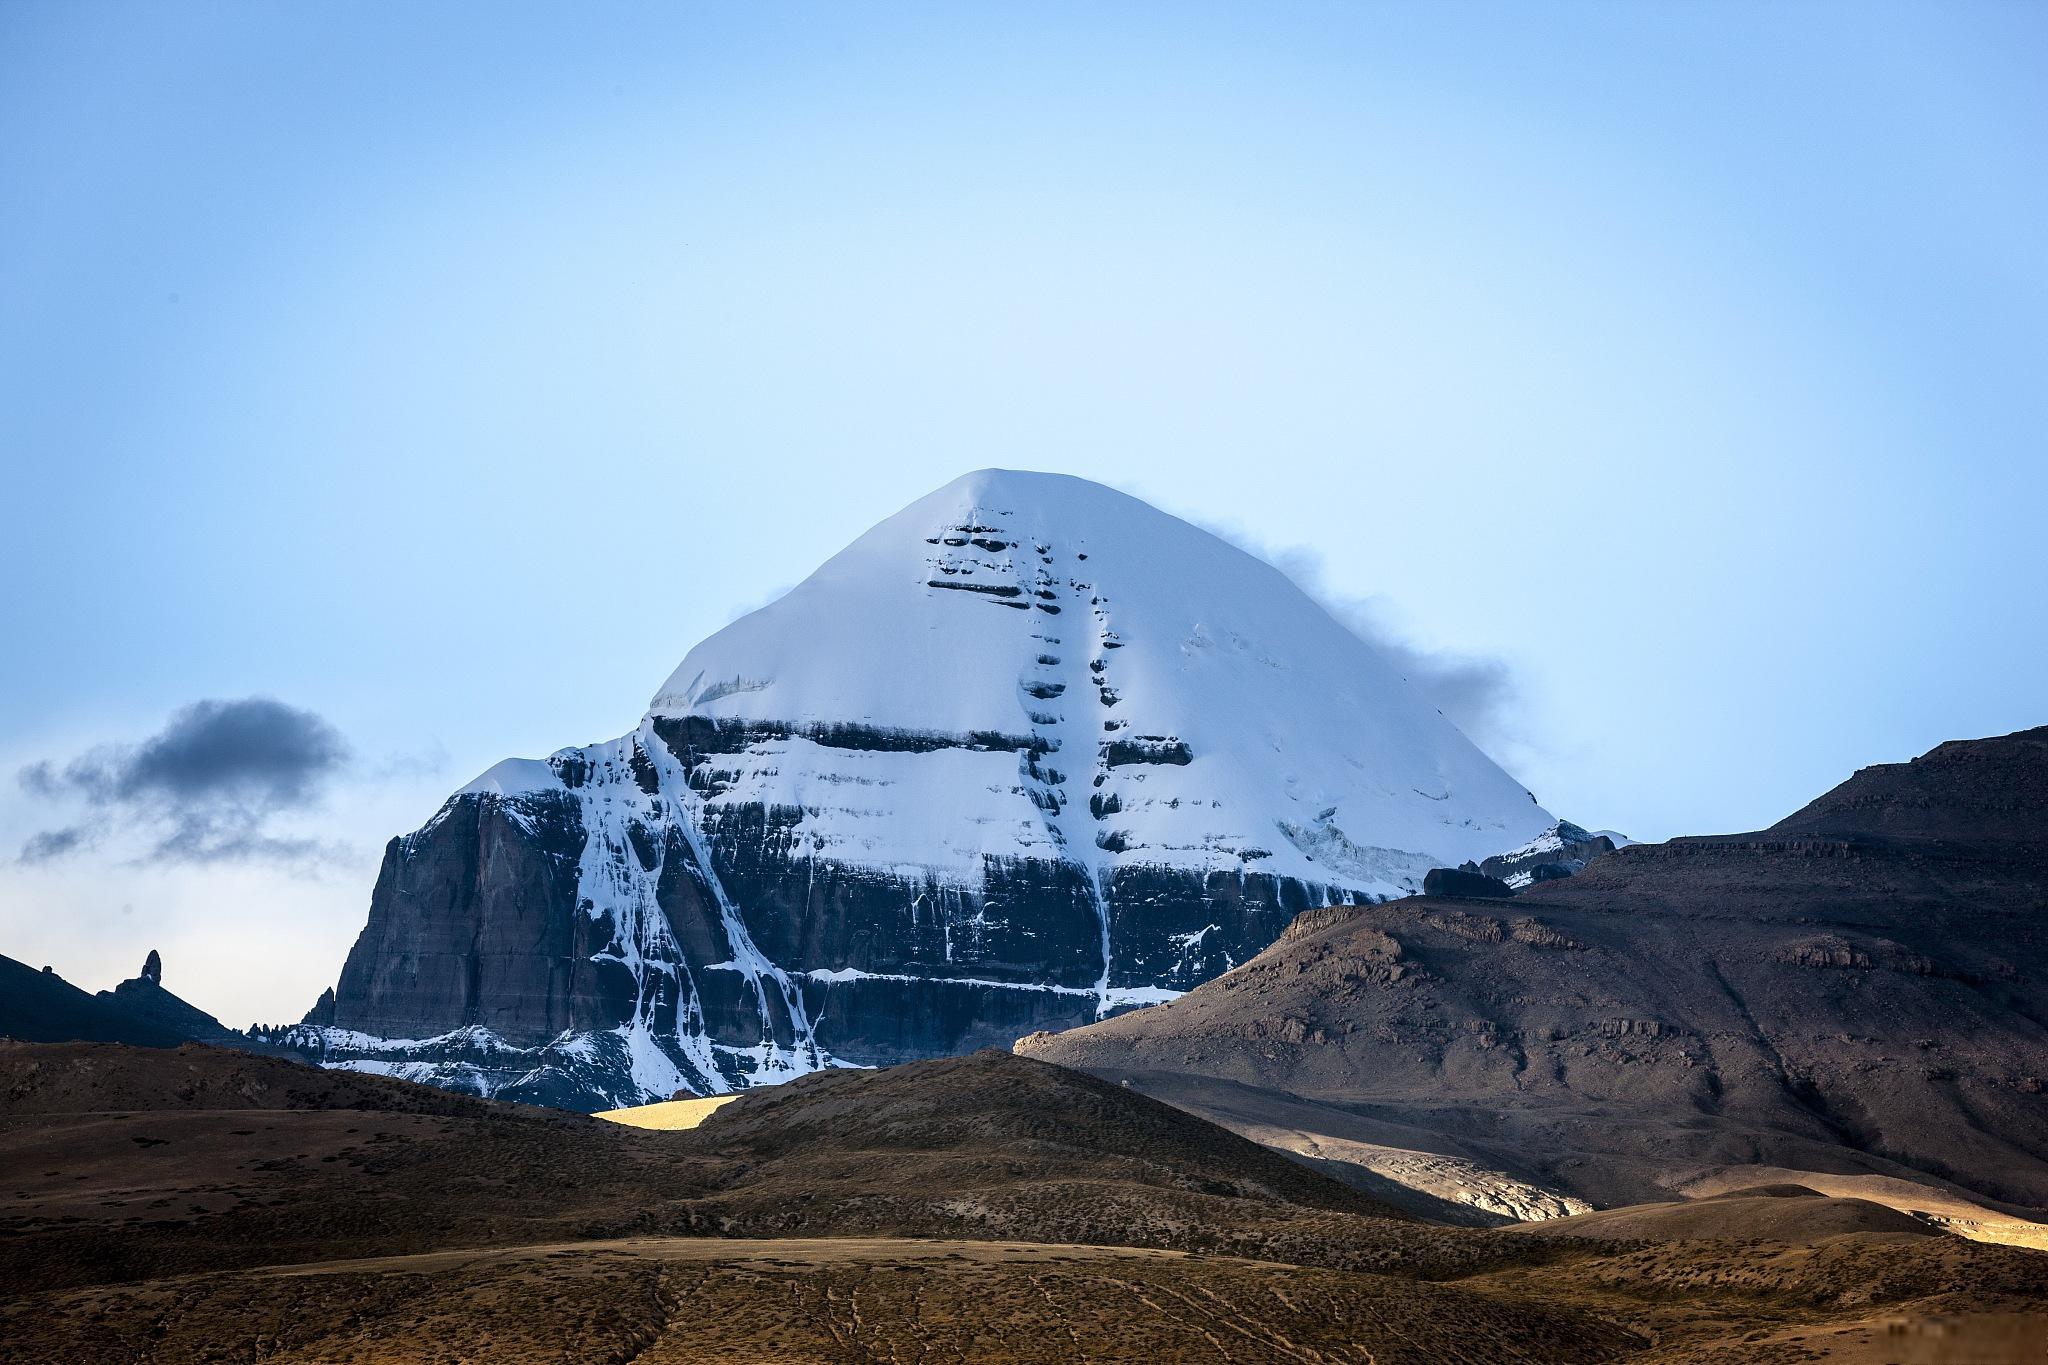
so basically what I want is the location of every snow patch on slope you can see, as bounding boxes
[459,757,560,797]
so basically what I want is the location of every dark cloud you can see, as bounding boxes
[42,698,349,806]
[1205,529,1526,758]
[18,825,90,863]
[16,698,351,867]
[151,822,338,867]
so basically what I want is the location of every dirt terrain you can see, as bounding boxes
[0,1237,1640,1364]
[5,1040,2047,1362]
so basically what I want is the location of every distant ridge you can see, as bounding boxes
[1022,727,2048,1214]
[0,954,189,1048]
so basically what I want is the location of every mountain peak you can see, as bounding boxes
[313,470,1558,1108]
[933,466,1135,502]
[644,468,1547,891]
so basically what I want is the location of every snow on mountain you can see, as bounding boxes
[297,469,1560,1108]
[643,469,1551,891]
[1477,820,1621,888]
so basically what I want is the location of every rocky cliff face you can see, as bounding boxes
[291,470,1560,1109]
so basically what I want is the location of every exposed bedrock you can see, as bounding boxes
[1421,866,1516,899]
[328,791,604,1046]
[1107,865,1327,987]
[697,804,1103,989]
[314,771,1362,1091]
[802,976,1098,1067]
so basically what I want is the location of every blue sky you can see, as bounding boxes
[2,1,2043,1024]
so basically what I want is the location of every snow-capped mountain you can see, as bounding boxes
[293,470,1559,1108]
[1477,821,1622,888]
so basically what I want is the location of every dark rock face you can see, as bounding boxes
[326,791,598,1046]
[1023,727,2048,1213]
[1422,867,1516,898]
[296,720,1367,1110]
[1107,865,1313,987]
[299,987,335,1028]
[798,976,1095,1069]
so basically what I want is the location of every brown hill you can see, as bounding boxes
[0,1041,1452,1295]
[685,1049,1399,1217]
[0,1040,722,1292]
[1019,728,2048,1213]
[4,1040,2046,1362]
[1511,1186,1935,1243]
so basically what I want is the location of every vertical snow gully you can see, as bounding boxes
[1002,512,1120,1019]
[569,757,725,1100]
[637,717,830,1084]
[1087,862,1115,1018]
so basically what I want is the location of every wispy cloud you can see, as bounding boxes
[17,825,90,864]
[1198,524,1526,758]
[17,698,352,868]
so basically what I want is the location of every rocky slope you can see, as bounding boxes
[1020,727,2048,1215]
[289,470,1561,1107]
